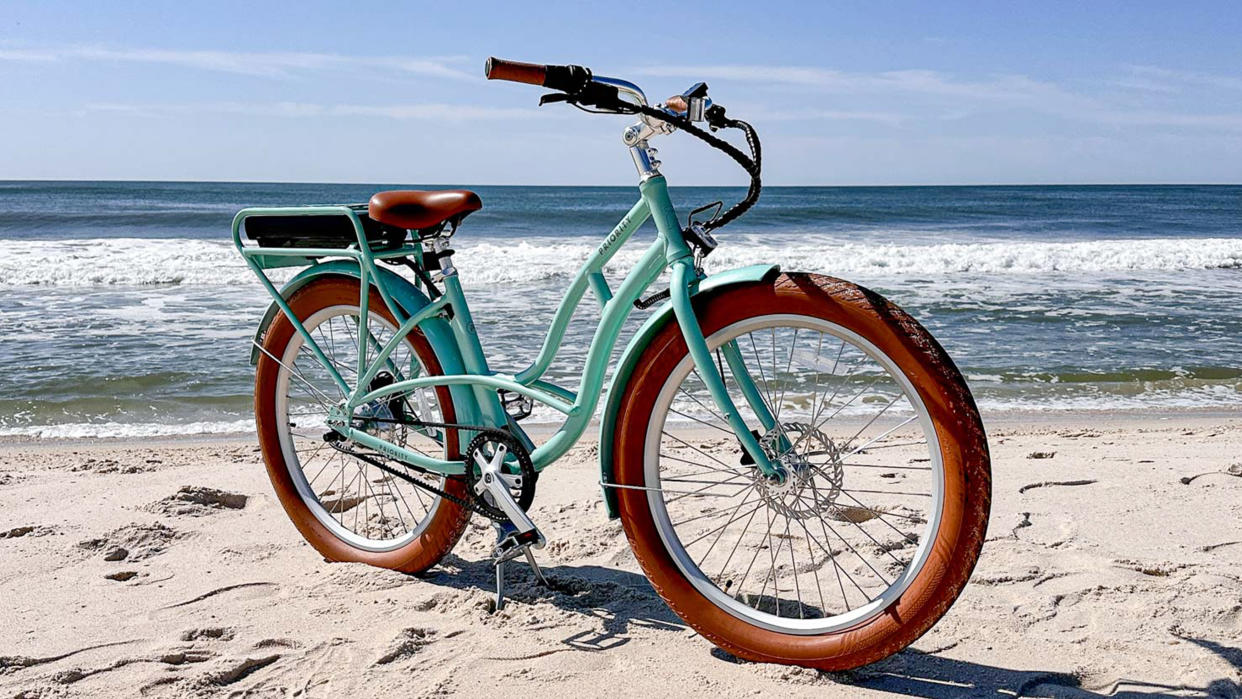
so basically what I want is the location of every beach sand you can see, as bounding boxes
[1,414,1240,697]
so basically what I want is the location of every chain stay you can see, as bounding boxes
[330,416,527,523]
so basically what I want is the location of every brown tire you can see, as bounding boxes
[254,276,470,573]
[613,273,990,669]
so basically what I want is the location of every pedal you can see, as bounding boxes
[490,522,549,612]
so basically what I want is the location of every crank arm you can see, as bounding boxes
[475,443,543,544]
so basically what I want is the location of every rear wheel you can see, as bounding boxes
[254,276,470,572]
[613,273,990,669]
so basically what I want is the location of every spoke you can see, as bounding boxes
[686,494,763,553]
[799,352,869,451]
[841,415,920,459]
[747,333,778,414]
[836,487,925,544]
[673,497,765,527]
[775,327,798,424]
[659,450,749,477]
[785,515,804,619]
[805,529,828,617]
[257,342,336,408]
[662,431,748,474]
[806,458,931,471]
[714,499,764,584]
[661,476,756,487]
[787,513,860,609]
[849,439,928,452]
[665,474,754,504]
[840,487,931,498]
[382,464,422,532]
[756,506,787,617]
[747,333,794,446]
[682,376,733,427]
[820,515,894,588]
[839,393,907,453]
[820,486,907,568]
[810,371,886,436]
[807,339,845,425]
[734,505,775,607]
[317,323,356,379]
[668,408,736,436]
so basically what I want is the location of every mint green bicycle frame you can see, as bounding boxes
[232,174,782,480]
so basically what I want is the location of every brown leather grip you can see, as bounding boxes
[484,57,548,86]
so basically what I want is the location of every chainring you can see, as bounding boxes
[463,431,537,521]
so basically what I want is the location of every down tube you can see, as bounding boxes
[528,238,668,469]
[515,197,651,386]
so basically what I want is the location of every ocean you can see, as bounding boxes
[1,181,1240,438]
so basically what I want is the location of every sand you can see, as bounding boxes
[1,413,1240,697]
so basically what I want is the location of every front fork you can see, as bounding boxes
[668,261,786,482]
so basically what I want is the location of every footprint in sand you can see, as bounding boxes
[201,654,282,687]
[374,628,435,665]
[0,525,56,539]
[180,627,236,642]
[146,486,248,517]
[77,522,182,561]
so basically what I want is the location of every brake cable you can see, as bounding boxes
[562,91,763,233]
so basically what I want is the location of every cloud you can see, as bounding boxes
[0,44,473,80]
[1121,65,1242,93]
[85,101,546,120]
[631,63,1088,105]
[633,63,1242,132]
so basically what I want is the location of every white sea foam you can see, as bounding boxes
[0,418,255,440]
[3,235,1242,288]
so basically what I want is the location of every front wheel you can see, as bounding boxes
[612,273,990,669]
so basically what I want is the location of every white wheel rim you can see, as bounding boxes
[642,314,945,635]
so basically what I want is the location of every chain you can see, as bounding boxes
[328,416,524,523]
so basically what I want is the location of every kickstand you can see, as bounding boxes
[494,557,507,611]
[491,523,550,612]
[524,546,549,586]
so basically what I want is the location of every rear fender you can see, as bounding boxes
[598,264,780,518]
[249,261,487,431]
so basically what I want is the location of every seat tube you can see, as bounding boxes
[439,272,507,427]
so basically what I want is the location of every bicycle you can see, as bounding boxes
[231,57,991,670]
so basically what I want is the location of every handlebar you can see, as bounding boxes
[484,57,592,95]
[483,57,762,235]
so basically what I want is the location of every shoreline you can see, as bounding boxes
[2,407,1239,450]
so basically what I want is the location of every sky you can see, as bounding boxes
[2,1,1241,185]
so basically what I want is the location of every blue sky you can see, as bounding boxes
[2,1,1241,185]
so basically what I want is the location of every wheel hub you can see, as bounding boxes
[753,422,844,520]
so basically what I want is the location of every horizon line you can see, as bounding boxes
[2,178,1240,188]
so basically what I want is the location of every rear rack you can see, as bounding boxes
[232,205,424,270]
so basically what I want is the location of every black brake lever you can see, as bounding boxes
[539,92,571,106]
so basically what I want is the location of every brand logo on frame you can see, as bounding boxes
[598,217,629,256]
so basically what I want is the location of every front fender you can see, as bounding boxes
[598,263,780,518]
[248,261,488,432]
